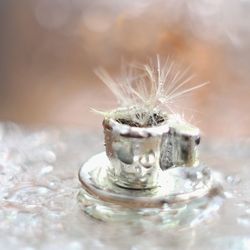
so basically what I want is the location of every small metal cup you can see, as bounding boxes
[103,113,200,190]
[103,117,169,189]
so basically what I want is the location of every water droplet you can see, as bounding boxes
[39,165,54,176]
[48,181,59,190]
[45,151,57,163]
[226,175,241,185]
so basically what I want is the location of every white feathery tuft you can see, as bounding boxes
[95,56,208,127]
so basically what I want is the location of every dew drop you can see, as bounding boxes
[39,165,54,176]
[226,175,241,185]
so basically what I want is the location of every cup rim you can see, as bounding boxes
[103,117,170,138]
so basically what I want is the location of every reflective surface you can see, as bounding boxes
[78,152,223,225]
[103,114,200,190]
[0,123,250,249]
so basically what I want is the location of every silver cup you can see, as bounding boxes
[103,113,200,190]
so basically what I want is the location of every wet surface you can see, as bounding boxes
[0,123,249,249]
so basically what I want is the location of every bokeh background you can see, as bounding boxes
[0,0,249,140]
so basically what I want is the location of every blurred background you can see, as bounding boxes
[0,0,249,140]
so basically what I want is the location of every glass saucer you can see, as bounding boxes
[78,152,223,227]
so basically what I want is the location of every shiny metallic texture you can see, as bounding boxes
[103,113,200,190]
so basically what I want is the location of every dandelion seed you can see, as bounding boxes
[95,56,208,127]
